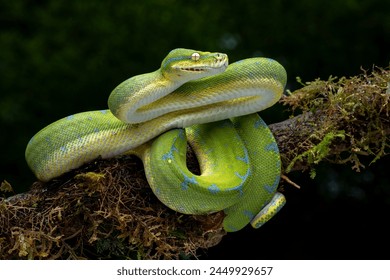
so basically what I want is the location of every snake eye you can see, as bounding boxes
[191,52,200,61]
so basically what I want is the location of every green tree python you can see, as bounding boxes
[25,48,287,232]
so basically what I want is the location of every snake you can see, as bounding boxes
[25,48,287,232]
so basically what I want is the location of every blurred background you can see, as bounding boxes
[1,0,389,259]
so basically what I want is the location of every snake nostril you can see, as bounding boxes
[215,53,225,62]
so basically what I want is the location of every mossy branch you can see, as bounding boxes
[0,66,389,260]
[271,66,389,177]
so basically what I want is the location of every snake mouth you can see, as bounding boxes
[180,61,228,73]
[181,67,208,72]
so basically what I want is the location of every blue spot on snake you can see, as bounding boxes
[60,146,67,153]
[66,115,74,120]
[162,143,179,161]
[264,185,275,194]
[234,167,250,195]
[162,147,177,161]
[264,175,281,193]
[265,142,279,153]
[181,174,197,190]
[99,110,108,114]
[276,159,281,169]
[177,129,185,139]
[208,184,220,194]
[236,148,249,164]
[254,118,267,128]
[162,131,186,160]
[235,170,249,183]
[243,210,255,220]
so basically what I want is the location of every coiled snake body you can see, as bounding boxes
[26,49,287,232]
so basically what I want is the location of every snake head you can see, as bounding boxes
[161,48,228,82]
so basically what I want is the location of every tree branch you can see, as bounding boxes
[272,66,389,175]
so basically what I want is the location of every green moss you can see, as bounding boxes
[286,130,346,178]
[282,66,389,174]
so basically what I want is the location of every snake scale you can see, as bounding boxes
[25,48,287,232]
